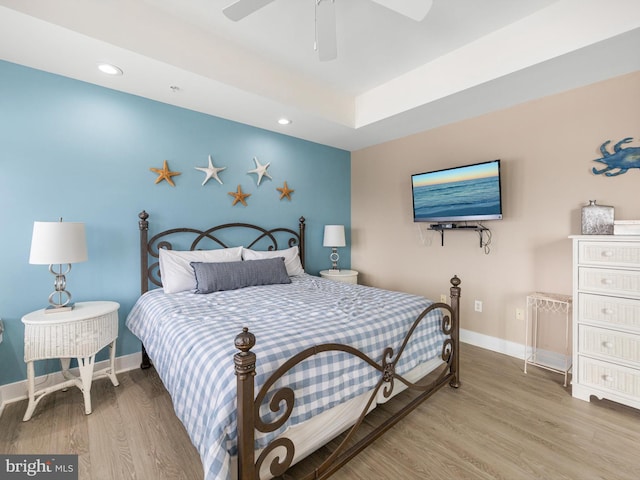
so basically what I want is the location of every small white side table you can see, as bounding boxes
[22,301,120,421]
[320,269,359,284]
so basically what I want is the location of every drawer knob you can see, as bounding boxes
[602,251,614,257]
[602,341,613,349]
[602,374,614,382]
[602,308,614,315]
[601,278,614,285]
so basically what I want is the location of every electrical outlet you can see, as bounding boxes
[440,294,447,303]
[516,308,524,321]
[474,300,483,312]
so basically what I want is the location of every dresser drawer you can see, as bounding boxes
[578,267,640,298]
[578,356,640,399]
[579,325,640,366]
[578,241,640,268]
[578,293,640,331]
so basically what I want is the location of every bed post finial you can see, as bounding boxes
[235,327,256,355]
[449,275,461,389]
[139,210,149,230]
[235,328,257,480]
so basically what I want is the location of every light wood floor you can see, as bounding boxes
[2,344,639,479]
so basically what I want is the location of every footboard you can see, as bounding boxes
[234,276,461,480]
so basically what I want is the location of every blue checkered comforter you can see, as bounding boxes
[126,274,446,480]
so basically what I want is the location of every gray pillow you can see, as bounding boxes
[191,257,291,293]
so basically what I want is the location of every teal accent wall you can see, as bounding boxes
[0,60,351,386]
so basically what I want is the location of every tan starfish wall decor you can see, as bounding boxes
[277,181,294,200]
[150,160,181,186]
[228,184,251,206]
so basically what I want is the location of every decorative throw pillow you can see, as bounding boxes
[191,257,291,293]
[159,246,243,293]
[241,246,304,276]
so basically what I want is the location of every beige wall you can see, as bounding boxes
[352,71,640,352]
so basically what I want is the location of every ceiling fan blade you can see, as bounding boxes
[223,0,276,21]
[370,0,433,21]
[316,0,337,61]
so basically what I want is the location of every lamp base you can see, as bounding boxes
[45,303,75,314]
[329,248,340,270]
[47,265,74,313]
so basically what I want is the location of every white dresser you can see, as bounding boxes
[571,235,640,410]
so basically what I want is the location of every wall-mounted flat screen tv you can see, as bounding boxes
[411,159,503,223]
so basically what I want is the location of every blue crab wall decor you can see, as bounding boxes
[592,137,640,176]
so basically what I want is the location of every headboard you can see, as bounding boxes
[137,210,306,294]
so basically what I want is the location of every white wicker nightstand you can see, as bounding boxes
[320,269,359,284]
[21,301,120,421]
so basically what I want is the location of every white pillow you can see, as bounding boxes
[159,246,243,293]
[242,246,304,276]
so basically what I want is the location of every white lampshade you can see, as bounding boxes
[323,225,346,247]
[29,221,88,265]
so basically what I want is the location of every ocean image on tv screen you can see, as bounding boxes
[412,162,501,221]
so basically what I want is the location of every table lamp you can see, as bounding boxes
[29,219,88,313]
[323,225,346,271]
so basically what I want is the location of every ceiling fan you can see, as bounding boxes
[222,0,434,61]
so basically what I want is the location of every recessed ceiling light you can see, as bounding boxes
[278,118,292,125]
[97,63,123,76]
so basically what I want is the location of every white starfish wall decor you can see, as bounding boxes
[247,156,272,186]
[195,155,226,185]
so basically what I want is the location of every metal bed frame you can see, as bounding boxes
[136,210,461,480]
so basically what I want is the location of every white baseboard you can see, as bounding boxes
[0,331,526,419]
[0,352,141,419]
[460,328,527,360]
